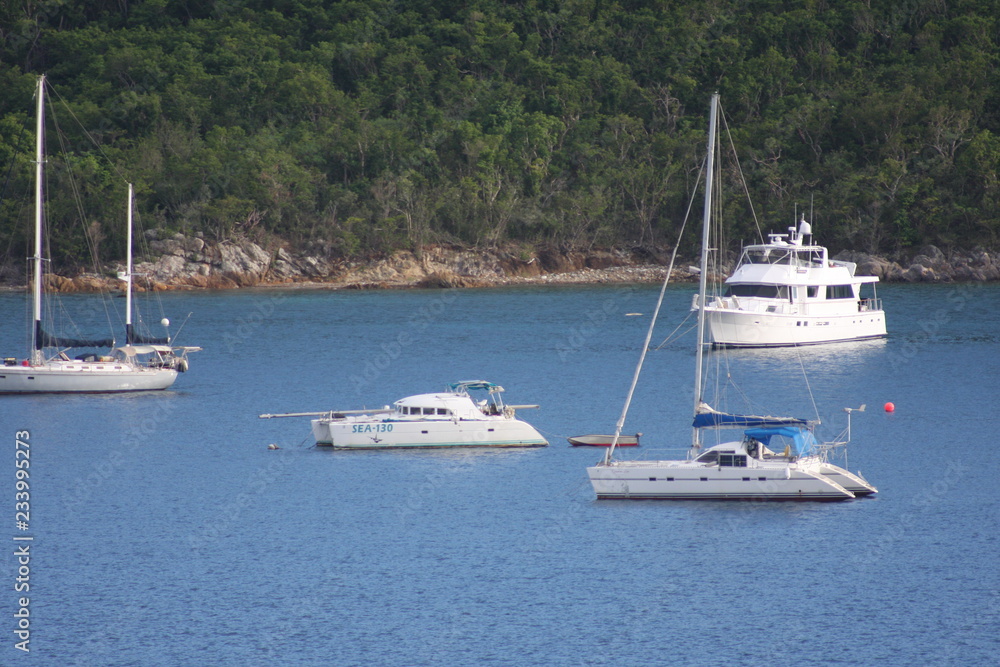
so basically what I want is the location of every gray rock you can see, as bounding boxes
[903,264,937,282]
[918,244,945,261]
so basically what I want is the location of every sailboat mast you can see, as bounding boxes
[691,93,719,449]
[31,75,46,362]
[125,183,134,344]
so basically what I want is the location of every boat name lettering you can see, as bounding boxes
[351,423,394,434]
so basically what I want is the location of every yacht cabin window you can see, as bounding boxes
[828,284,854,299]
[696,451,720,464]
[696,451,748,467]
[719,454,748,467]
[742,248,824,267]
[724,284,789,299]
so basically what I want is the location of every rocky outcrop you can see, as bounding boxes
[833,251,907,281]
[139,233,275,288]
[835,245,1000,282]
[6,233,998,293]
[120,234,672,291]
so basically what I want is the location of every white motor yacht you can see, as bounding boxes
[694,219,887,347]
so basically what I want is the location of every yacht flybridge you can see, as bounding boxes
[261,381,548,450]
[695,219,887,347]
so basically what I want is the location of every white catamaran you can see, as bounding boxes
[261,381,548,450]
[0,75,199,394]
[586,94,877,501]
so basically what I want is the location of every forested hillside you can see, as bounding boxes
[1,0,998,271]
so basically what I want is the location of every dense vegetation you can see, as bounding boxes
[1,0,998,270]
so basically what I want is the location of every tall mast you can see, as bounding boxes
[691,93,718,449]
[125,183,134,344]
[31,75,46,362]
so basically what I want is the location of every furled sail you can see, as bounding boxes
[37,324,115,349]
[126,324,169,345]
[693,403,809,429]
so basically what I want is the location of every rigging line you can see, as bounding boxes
[705,117,731,414]
[713,343,775,419]
[653,311,696,349]
[603,155,705,464]
[130,204,170,324]
[711,110,727,285]
[45,82,130,185]
[170,312,193,343]
[718,102,764,244]
[794,344,822,424]
[48,104,103,270]
[46,81,164,336]
[724,367,754,413]
[715,349,807,425]
[671,153,709,283]
[535,426,572,442]
[47,103,119,338]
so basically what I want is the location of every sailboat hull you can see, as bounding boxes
[0,362,177,393]
[587,460,855,500]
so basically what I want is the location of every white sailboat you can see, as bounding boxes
[586,94,877,501]
[0,75,199,394]
[695,218,887,347]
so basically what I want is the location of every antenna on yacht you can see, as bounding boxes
[843,404,866,443]
[809,193,816,235]
[840,404,865,472]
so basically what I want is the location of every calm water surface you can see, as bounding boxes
[1,282,998,666]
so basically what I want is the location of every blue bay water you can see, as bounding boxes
[1,282,998,666]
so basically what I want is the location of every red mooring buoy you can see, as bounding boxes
[884,402,895,413]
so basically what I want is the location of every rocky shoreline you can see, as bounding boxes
[5,232,999,293]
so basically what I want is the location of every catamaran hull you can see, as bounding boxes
[0,363,177,393]
[311,418,548,449]
[818,462,878,496]
[704,307,886,347]
[587,463,855,500]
